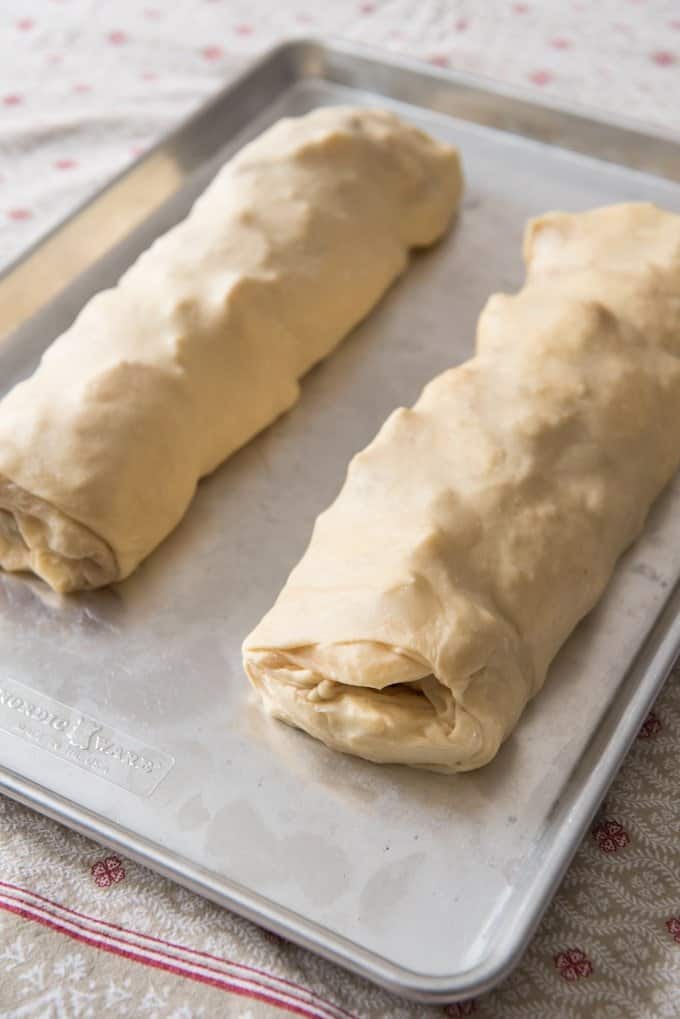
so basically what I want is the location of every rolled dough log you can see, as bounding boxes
[0,107,461,592]
[243,203,680,773]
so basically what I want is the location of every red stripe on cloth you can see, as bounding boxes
[0,890,308,1009]
[0,878,356,1019]
[0,890,356,1019]
[0,900,323,1018]
[0,880,356,1014]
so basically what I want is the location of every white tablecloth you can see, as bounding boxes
[1,2,679,1016]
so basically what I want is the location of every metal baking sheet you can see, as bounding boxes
[1,39,679,1003]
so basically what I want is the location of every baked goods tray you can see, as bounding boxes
[1,39,679,1004]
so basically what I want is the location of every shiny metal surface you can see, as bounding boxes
[1,39,679,1003]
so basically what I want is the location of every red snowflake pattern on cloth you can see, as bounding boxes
[592,819,630,853]
[665,918,680,944]
[201,45,223,61]
[91,855,126,888]
[7,208,32,221]
[108,30,128,46]
[651,50,676,66]
[554,948,593,981]
[529,69,553,85]
[2,94,22,106]
[445,1000,476,1016]
[638,711,662,738]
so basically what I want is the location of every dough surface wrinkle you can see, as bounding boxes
[243,201,680,773]
[0,106,462,591]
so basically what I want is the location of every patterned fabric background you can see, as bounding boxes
[1,2,679,1017]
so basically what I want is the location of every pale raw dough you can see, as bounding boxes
[0,107,462,592]
[243,203,680,773]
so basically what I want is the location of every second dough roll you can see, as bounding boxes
[0,107,462,592]
[244,203,680,773]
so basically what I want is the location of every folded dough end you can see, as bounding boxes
[243,640,497,773]
[0,476,118,592]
